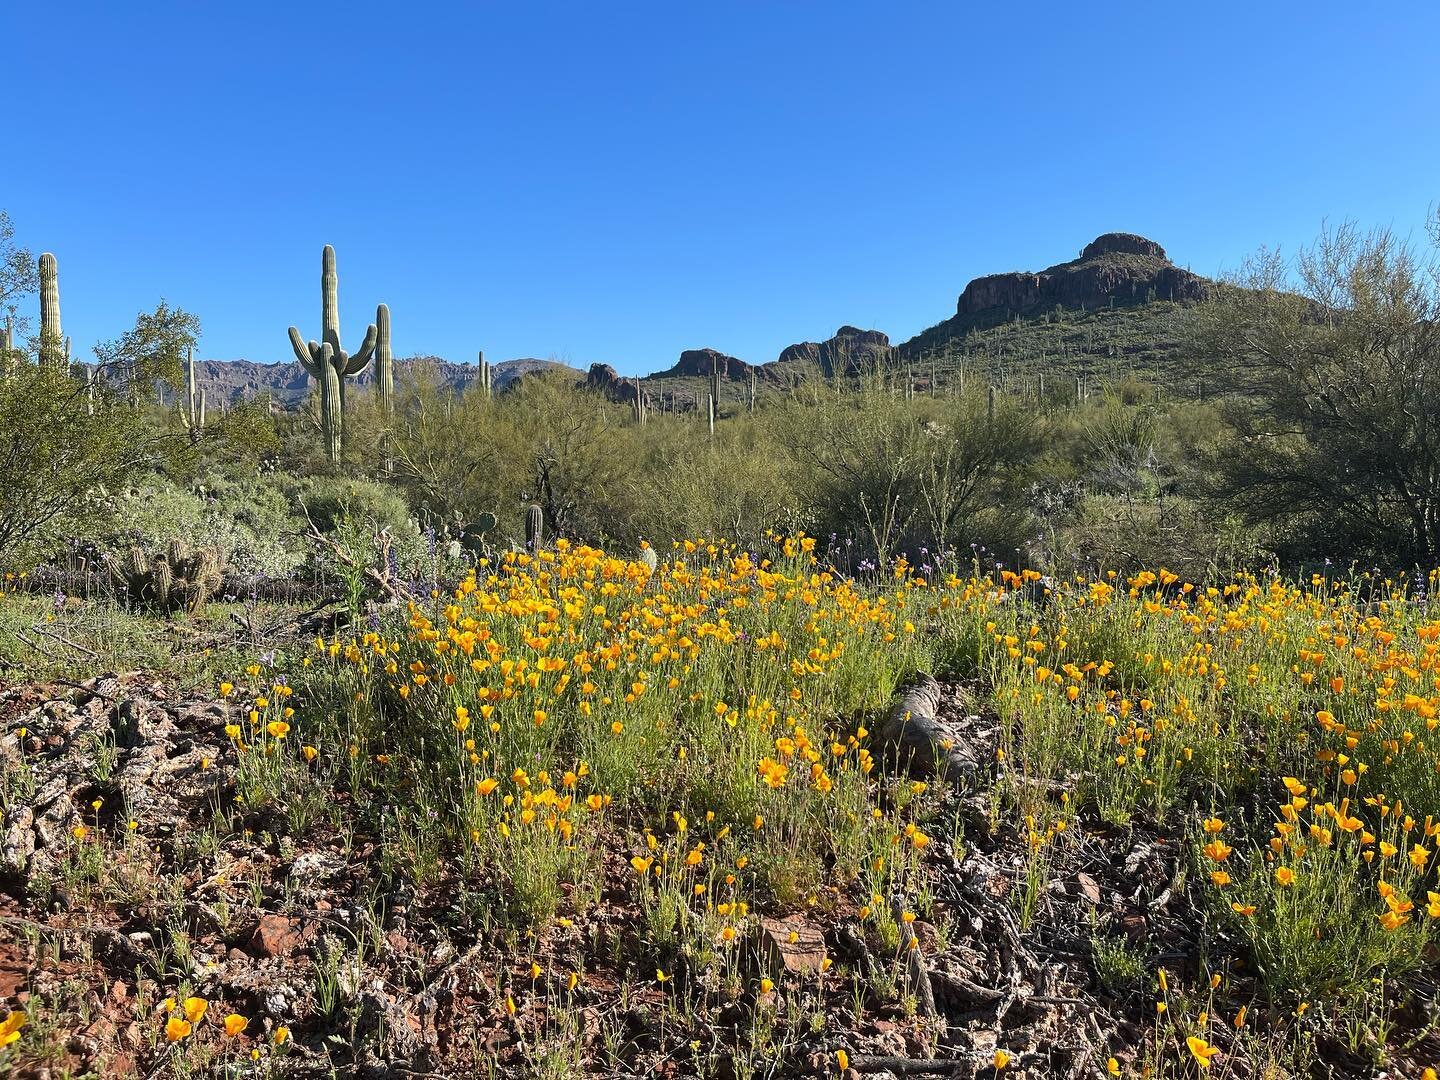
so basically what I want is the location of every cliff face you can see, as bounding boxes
[954,233,1208,317]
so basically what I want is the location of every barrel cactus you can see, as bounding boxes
[287,245,380,462]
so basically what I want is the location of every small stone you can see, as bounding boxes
[758,916,826,974]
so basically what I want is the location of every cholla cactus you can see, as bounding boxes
[38,253,64,370]
[112,539,226,615]
[287,245,380,463]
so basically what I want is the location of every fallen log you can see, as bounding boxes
[877,674,982,784]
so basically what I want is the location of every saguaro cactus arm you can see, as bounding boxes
[343,322,378,375]
[289,326,323,377]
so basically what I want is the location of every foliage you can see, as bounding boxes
[91,299,201,392]
[0,366,163,562]
[0,210,38,319]
[1192,218,1440,566]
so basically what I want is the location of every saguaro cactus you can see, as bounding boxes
[375,303,394,415]
[179,344,205,440]
[0,315,16,376]
[287,245,379,462]
[38,253,64,370]
[478,351,492,398]
[525,504,544,552]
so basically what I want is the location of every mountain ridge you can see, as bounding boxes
[190,233,1210,405]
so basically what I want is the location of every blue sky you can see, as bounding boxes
[5,2,1438,373]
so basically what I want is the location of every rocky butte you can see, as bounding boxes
[954,232,1208,318]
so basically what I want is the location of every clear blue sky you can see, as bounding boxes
[6,2,1439,374]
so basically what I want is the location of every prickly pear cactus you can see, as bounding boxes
[447,512,499,562]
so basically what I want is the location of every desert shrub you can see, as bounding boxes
[625,413,806,552]
[292,474,428,587]
[778,385,1042,566]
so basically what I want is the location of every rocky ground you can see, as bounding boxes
[0,669,1420,1078]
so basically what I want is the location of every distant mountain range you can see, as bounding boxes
[193,233,1211,408]
[191,355,571,408]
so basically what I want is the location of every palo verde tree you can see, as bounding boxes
[0,365,161,564]
[92,300,202,402]
[0,211,39,368]
[1192,215,1440,566]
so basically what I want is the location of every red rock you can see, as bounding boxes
[250,914,301,958]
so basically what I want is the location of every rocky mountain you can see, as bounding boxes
[192,355,578,407]
[895,232,1211,377]
[188,233,1207,406]
[655,347,754,380]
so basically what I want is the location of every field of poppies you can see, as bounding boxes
[4,537,1440,1077]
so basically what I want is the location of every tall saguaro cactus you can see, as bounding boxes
[179,344,205,441]
[287,245,379,463]
[38,253,64,370]
[375,303,394,415]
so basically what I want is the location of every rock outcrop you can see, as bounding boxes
[584,363,649,408]
[656,347,752,380]
[954,232,1207,317]
[770,326,891,378]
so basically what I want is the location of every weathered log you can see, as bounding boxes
[878,675,982,783]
